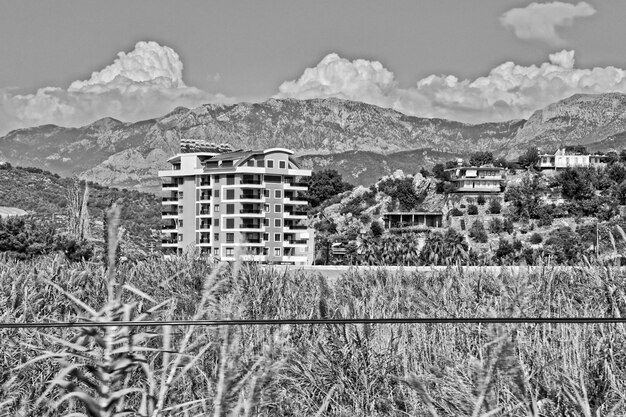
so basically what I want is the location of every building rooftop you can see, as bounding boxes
[0,207,28,218]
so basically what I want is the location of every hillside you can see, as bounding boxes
[2,94,626,190]
[0,164,161,251]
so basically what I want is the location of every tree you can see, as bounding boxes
[303,170,353,208]
[556,168,595,201]
[469,220,488,243]
[488,199,501,214]
[518,147,540,169]
[469,151,494,167]
[370,221,384,237]
[467,204,478,215]
[504,173,545,220]
[432,163,450,181]
[476,195,486,205]
[420,228,470,265]
[544,226,584,264]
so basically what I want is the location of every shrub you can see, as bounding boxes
[359,212,371,224]
[370,221,384,237]
[503,218,514,234]
[469,220,488,243]
[488,199,501,214]
[467,204,478,215]
[489,217,503,234]
[450,208,464,216]
[529,232,543,244]
[477,195,486,205]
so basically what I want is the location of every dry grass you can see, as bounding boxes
[2,227,626,415]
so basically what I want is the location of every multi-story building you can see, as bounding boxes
[538,148,608,170]
[158,144,314,265]
[445,163,506,193]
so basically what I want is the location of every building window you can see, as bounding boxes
[227,175,235,185]
[226,189,234,200]
[279,161,286,169]
[264,204,270,212]
[274,248,281,257]
[214,248,219,256]
[263,218,269,227]
[247,159,255,167]
[178,234,183,242]
[263,189,270,198]
[214,190,220,198]
[178,191,183,199]
[274,204,282,213]
[226,248,234,256]
[263,233,269,241]
[178,206,183,213]
[274,233,281,242]
[226,204,235,214]
[214,219,220,227]
[267,160,274,168]
[214,175,220,182]
[178,219,183,227]
[214,204,220,212]
[257,160,265,168]
[214,233,219,241]
[226,233,234,243]
[275,218,282,228]
[226,218,235,229]
[274,189,282,199]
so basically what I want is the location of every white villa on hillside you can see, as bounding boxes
[538,148,608,170]
[445,163,506,193]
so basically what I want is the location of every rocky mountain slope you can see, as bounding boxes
[2,94,626,190]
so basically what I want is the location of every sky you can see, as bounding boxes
[1,0,626,134]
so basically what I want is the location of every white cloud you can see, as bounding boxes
[0,41,231,135]
[276,51,626,123]
[500,1,596,45]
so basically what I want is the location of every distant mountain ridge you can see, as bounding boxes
[2,94,626,190]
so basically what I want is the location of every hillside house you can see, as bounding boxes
[445,163,506,193]
[538,148,608,170]
[382,211,443,230]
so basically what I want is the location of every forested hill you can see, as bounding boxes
[0,163,161,250]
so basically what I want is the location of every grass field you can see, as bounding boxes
[2,250,626,416]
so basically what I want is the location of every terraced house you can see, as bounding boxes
[159,141,314,265]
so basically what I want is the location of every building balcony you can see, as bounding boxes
[162,183,179,189]
[284,181,308,191]
[238,223,263,230]
[284,239,308,246]
[198,193,211,201]
[198,223,211,230]
[162,211,179,219]
[161,239,178,247]
[161,197,178,205]
[284,197,308,205]
[284,210,308,219]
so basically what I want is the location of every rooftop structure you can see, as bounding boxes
[158,146,314,265]
[0,207,27,218]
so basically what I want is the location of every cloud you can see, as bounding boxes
[500,1,596,45]
[0,41,231,135]
[276,50,626,123]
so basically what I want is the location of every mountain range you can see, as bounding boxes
[2,93,626,191]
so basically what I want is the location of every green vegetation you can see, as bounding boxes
[4,253,626,415]
[303,169,354,208]
[0,163,161,250]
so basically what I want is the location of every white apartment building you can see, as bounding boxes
[158,145,314,265]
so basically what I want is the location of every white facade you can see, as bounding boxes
[539,149,607,169]
[158,147,314,265]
